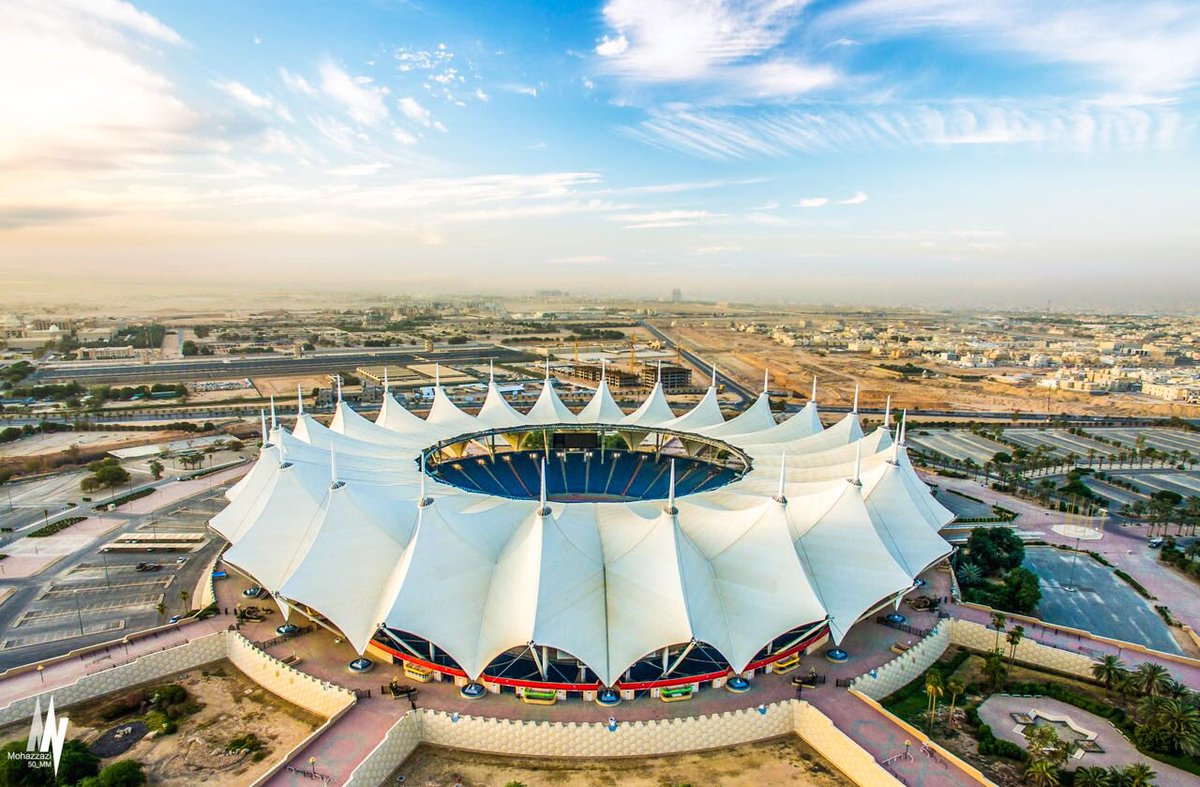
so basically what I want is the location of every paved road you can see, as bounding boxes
[0,482,230,670]
[638,321,753,406]
[24,345,538,385]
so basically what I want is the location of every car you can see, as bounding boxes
[276,623,299,636]
[1149,537,1164,548]
[135,562,148,571]
[168,615,184,624]
[242,586,266,598]
[212,570,228,579]
[175,556,188,564]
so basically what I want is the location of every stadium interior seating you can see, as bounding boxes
[431,449,739,502]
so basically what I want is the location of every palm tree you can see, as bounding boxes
[1157,698,1200,756]
[1024,759,1059,787]
[1006,624,1025,670]
[1123,762,1157,787]
[990,611,1006,651]
[945,678,964,729]
[1071,767,1108,787]
[1091,654,1129,691]
[155,602,166,624]
[1130,662,1173,697]
[924,670,944,729]
[982,650,1007,691]
[178,589,190,614]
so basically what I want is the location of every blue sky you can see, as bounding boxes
[2,0,1198,307]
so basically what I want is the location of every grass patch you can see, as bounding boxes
[1113,568,1154,599]
[98,487,156,509]
[27,515,87,537]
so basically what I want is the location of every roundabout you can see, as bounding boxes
[211,368,954,704]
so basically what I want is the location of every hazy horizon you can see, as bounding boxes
[2,0,1198,310]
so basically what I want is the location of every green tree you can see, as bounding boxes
[96,759,147,787]
[924,670,944,729]
[0,740,54,785]
[1071,767,1107,787]
[982,650,1007,691]
[1129,662,1173,697]
[990,611,1006,650]
[945,678,964,729]
[148,460,164,480]
[1091,654,1129,691]
[178,589,189,614]
[1024,722,1070,767]
[1122,762,1157,787]
[1006,624,1025,669]
[1024,759,1059,786]
[57,738,101,784]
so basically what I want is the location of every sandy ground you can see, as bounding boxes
[251,374,329,399]
[0,661,323,786]
[661,324,1196,418]
[0,431,179,459]
[390,738,855,787]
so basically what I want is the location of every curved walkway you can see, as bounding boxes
[978,695,1195,786]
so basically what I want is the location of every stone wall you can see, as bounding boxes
[345,701,899,787]
[225,633,354,718]
[0,634,227,727]
[948,619,1094,678]
[850,620,951,700]
[0,632,355,728]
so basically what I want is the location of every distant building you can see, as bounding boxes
[570,363,639,387]
[641,363,691,390]
[671,288,682,302]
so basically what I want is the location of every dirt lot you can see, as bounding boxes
[390,737,854,787]
[0,660,322,786]
[0,430,179,459]
[662,324,1193,418]
[252,374,330,399]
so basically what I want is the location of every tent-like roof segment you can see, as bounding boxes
[214,379,954,684]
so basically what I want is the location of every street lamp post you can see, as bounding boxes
[73,589,85,636]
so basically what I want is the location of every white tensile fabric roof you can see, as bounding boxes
[212,381,953,687]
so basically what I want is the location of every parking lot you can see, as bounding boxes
[1023,546,1181,655]
[906,429,1008,465]
[0,484,229,670]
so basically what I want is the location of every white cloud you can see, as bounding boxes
[836,191,868,205]
[695,244,743,254]
[595,34,629,57]
[506,85,539,98]
[798,197,829,208]
[610,209,719,229]
[279,68,316,96]
[213,80,271,109]
[623,100,1189,158]
[392,128,418,146]
[397,97,434,127]
[253,35,262,45]
[594,0,834,99]
[823,0,1200,96]
[318,59,389,126]
[0,0,195,172]
[546,254,609,264]
[475,88,490,102]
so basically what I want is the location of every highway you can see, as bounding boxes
[24,345,539,385]
[638,321,754,406]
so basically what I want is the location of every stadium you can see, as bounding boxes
[211,367,954,702]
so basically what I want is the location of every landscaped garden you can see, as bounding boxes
[882,643,1200,786]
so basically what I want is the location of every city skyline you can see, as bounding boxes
[2,0,1199,308]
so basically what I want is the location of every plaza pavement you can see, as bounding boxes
[978,695,1195,787]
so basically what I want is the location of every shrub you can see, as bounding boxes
[96,759,146,787]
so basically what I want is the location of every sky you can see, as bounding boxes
[1,0,1199,309]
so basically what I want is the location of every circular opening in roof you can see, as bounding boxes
[421,425,750,503]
